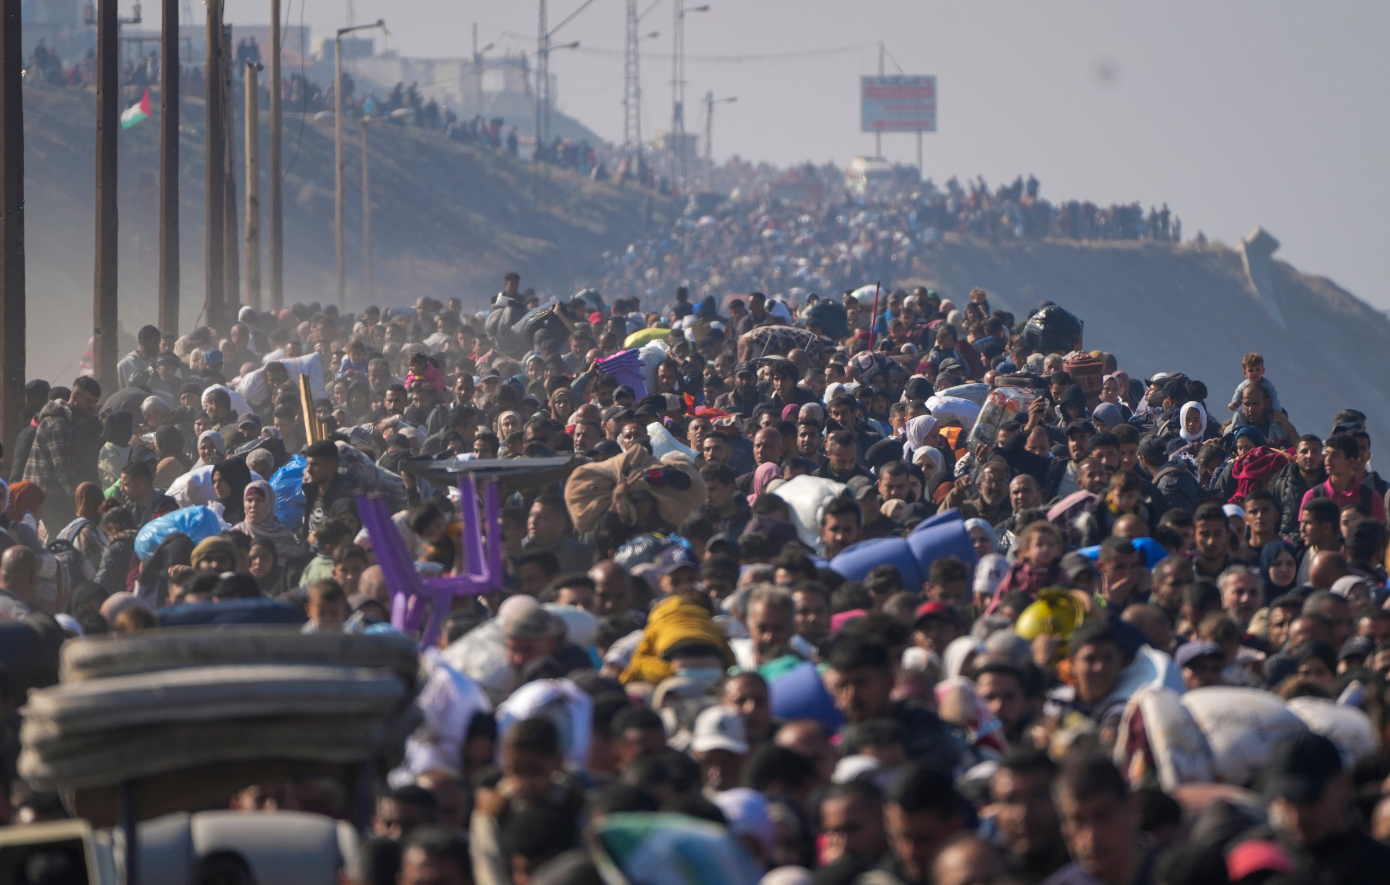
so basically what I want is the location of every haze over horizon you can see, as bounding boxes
[200,1,1390,310]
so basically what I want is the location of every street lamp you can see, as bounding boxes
[672,0,709,188]
[335,18,387,308]
[703,92,735,190]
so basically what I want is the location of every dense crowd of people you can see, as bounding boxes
[598,177,1182,306]
[2,272,1389,885]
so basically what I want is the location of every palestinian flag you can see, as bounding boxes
[121,87,151,129]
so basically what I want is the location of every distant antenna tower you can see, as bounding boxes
[623,0,641,152]
[346,0,355,27]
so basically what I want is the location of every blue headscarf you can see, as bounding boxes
[1234,425,1266,449]
[1258,539,1298,599]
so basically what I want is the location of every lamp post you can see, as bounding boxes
[472,23,494,116]
[703,91,734,191]
[671,0,707,188]
[335,19,386,308]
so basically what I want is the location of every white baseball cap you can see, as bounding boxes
[690,705,748,755]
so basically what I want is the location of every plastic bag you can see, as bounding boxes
[648,422,697,460]
[270,455,307,529]
[771,476,847,548]
[967,387,1040,449]
[625,328,670,348]
[134,506,224,561]
[336,441,407,511]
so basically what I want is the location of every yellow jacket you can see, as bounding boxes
[620,595,734,686]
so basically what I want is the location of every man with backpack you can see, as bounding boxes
[1301,433,1385,524]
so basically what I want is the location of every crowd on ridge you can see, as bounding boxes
[1,272,1388,885]
[597,181,1182,307]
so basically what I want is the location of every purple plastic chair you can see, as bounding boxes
[355,474,503,649]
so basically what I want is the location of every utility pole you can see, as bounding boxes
[360,119,372,302]
[268,0,283,310]
[334,31,345,308]
[623,0,640,153]
[244,61,262,309]
[876,42,883,158]
[535,0,548,149]
[93,0,119,388]
[473,22,482,113]
[671,0,680,184]
[205,0,225,331]
[703,92,734,191]
[222,23,239,321]
[158,0,180,335]
[335,20,385,309]
[0,0,26,449]
[671,0,707,189]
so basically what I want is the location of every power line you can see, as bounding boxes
[500,32,870,63]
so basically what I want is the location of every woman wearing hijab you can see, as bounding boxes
[98,411,136,489]
[903,415,939,461]
[1258,539,1299,602]
[248,537,290,597]
[747,462,783,505]
[153,425,190,488]
[195,430,226,468]
[549,386,576,425]
[58,482,109,572]
[235,480,302,560]
[1178,402,1214,445]
[211,459,253,524]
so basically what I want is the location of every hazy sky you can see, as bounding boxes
[207,0,1390,310]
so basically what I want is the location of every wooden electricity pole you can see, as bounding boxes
[0,0,25,449]
[158,0,179,335]
[244,61,262,309]
[204,0,225,331]
[93,0,119,388]
[267,0,283,310]
[221,28,239,322]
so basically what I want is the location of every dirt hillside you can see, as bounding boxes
[914,236,1390,456]
[21,86,675,381]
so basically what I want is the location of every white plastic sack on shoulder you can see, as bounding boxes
[239,351,328,405]
[168,464,216,506]
[1107,645,1186,705]
[495,677,593,769]
[939,383,992,406]
[1113,686,1215,791]
[772,475,847,548]
[648,423,696,460]
[202,384,256,423]
[1181,686,1308,787]
[441,619,515,704]
[637,341,669,395]
[925,395,982,434]
[389,648,492,787]
[545,604,598,650]
[1286,696,1376,768]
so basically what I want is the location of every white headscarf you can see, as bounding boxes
[903,415,938,459]
[1179,401,1207,443]
[915,446,945,487]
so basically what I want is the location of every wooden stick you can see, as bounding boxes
[299,374,324,445]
